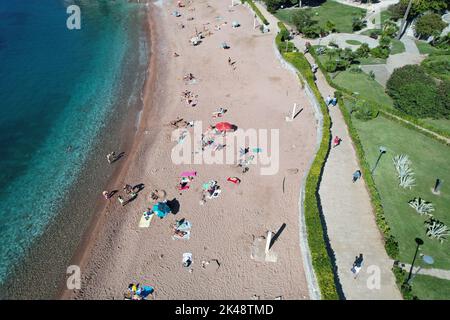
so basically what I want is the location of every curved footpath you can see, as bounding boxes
[256,2,401,300]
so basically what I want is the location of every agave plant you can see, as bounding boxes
[393,154,415,189]
[425,218,450,244]
[408,198,434,216]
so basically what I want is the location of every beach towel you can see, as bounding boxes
[139,212,154,228]
[172,230,191,240]
[181,171,197,177]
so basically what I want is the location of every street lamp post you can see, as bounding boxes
[406,238,424,284]
[371,146,387,175]
[409,254,434,285]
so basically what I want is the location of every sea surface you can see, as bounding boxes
[0,0,149,285]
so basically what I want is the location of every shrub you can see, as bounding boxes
[437,80,450,118]
[244,0,269,25]
[425,218,450,243]
[414,13,447,39]
[392,264,418,300]
[292,10,320,38]
[355,43,370,58]
[324,59,338,73]
[353,100,379,121]
[386,65,447,118]
[393,154,416,189]
[371,46,390,58]
[352,17,367,31]
[281,51,339,300]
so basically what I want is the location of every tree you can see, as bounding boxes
[291,10,320,38]
[386,65,447,118]
[414,13,447,39]
[352,17,367,31]
[326,20,336,33]
[399,0,448,18]
[355,43,370,58]
[383,20,399,38]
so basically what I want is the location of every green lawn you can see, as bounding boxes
[346,39,362,45]
[411,275,450,300]
[380,10,393,25]
[275,0,366,34]
[390,39,406,55]
[415,40,442,55]
[421,54,450,82]
[357,56,387,65]
[361,28,381,36]
[421,118,450,135]
[353,116,450,271]
[333,70,393,106]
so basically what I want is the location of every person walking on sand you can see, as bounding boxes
[118,196,125,206]
[102,191,111,200]
[352,170,362,183]
[228,57,232,65]
[107,152,116,164]
[333,136,341,148]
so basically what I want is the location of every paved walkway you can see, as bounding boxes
[310,55,401,300]
[256,2,402,300]
[399,263,450,281]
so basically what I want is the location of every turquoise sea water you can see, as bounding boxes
[0,0,148,283]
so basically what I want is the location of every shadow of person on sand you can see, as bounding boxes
[167,198,180,215]
[133,183,145,193]
[111,151,126,163]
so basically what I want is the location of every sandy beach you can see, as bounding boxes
[64,0,317,300]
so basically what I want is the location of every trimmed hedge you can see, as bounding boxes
[243,0,269,26]
[276,22,296,52]
[392,265,417,300]
[281,49,339,300]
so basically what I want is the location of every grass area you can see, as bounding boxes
[357,56,387,65]
[380,10,393,25]
[390,39,406,55]
[353,116,450,270]
[415,40,442,55]
[361,28,381,36]
[411,275,450,300]
[421,118,450,135]
[421,54,450,82]
[346,39,362,45]
[333,70,393,107]
[275,0,366,34]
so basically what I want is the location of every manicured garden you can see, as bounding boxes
[333,70,393,106]
[275,0,366,34]
[410,275,450,300]
[353,116,450,270]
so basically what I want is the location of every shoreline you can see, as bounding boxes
[0,3,152,299]
[58,5,160,300]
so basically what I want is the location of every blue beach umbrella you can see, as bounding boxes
[152,202,171,218]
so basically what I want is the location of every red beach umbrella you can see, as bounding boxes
[215,122,233,132]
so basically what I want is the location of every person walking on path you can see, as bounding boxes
[325,95,331,106]
[351,254,364,279]
[333,136,341,148]
[352,170,362,183]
